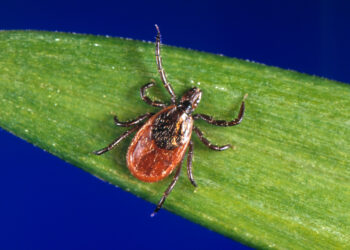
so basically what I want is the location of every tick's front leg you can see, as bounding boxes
[154,25,177,104]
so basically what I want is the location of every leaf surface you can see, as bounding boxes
[0,31,349,249]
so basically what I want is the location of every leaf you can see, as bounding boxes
[0,31,349,249]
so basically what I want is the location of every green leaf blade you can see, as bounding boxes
[0,31,349,249]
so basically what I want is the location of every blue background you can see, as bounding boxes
[1,1,349,249]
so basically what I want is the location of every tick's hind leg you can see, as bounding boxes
[140,82,166,108]
[151,157,184,217]
[154,25,176,104]
[114,112,154,127]
[193,126,231,151]
[93,125,140,155]
[193,94,247,127]
[187,140,197,187]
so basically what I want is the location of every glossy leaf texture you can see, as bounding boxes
[0,31,349,249]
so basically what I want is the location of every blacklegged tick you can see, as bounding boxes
[94,25,247,216]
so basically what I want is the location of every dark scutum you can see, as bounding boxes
[152,107,184,150]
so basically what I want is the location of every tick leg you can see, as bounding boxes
[114,112,154,127]
[193,94,247,126]
[193,126,231,151]
[187,140,197,187]
[93,125,140,155]
[140,82,166,108]
[151,157,184,217]
[155,25,176,104]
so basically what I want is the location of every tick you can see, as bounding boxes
[94,25,247,216]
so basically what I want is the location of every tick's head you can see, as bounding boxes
[179,87,202,114]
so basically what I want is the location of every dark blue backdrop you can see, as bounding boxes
[1,1,349,250]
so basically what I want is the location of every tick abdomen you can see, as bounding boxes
[127,106,193,182]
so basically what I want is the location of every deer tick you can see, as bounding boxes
[94,25,247,216]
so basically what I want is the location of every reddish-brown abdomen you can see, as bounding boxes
[127,106,193,182]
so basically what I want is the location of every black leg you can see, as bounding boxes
[150,157,184,217]
[154,25,176,104]
[193,94,247,126]
[187,140,197,187]
[93,125,140,155]
[193,126,231,151]
[114,112,154,127]
[140,82,166,108]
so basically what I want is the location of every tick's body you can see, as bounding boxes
[94,25,246,216]
[128,105,193,182]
